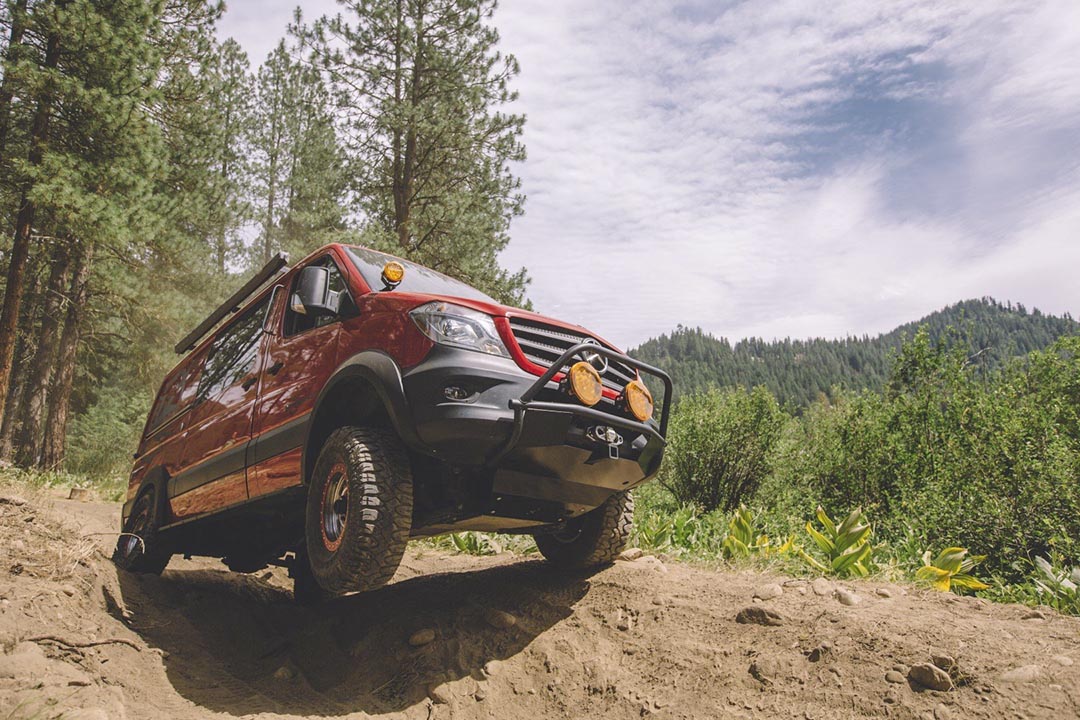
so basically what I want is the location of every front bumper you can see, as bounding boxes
[401,343,672,525]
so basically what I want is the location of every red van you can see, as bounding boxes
[114,244,671,601]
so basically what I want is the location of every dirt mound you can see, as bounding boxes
[1,487,1078,719]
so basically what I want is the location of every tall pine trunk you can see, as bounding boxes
[0,32,59,423]
[14,242,70,468]
[41,240,91,471]
[0,254,42,460]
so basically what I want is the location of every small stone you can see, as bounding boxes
[1052,655,1074,667]
[60,584,77,597]
[409,628,436,646]
[735,606,784,626]
[807,641,833,662]
[885,670,906,684]
[273,666,295,681]
[875,588,893,598]
[0,494,27,506]
[797,586,807,595]
[11,539,25,553]
[483,660,504,677]
[428,683,453,704]
[618,548,643,561]
[908,663,953,691]
[1000,665,1041,683]
[1022,609,1046,620]
[933,703,952,720]
[835,588,861,606]
[753,584,783,601]
[811,578,834,596]
[68,487,92,501]
[474,684,487,701]
[484,609,517,630]
[892,663,908,673]
[632,555,668,573]
[931,653,956,672]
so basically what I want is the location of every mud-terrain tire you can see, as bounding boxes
[112,483,171,575]
[534,490,634,568]
[304,426,413,596]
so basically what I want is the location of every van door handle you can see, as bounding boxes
[267,361,285,376]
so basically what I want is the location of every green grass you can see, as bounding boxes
[0,466,127,503]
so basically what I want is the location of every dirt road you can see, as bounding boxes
[1,487,1078,719]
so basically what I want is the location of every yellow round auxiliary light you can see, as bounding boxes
[567,361,603,407]
[381,260,405,288]
[623,379,654,422]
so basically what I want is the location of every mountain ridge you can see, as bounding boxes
[629,297,1078,407]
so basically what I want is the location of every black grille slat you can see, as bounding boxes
[508,317,635,393]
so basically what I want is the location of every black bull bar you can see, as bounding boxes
[491,343,674,468]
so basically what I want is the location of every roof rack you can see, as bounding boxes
[174,252,290,354]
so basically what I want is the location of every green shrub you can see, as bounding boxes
[915,547,989,593]
[660,386,787,513]
[1030,555,1080,614]
[797,507,876,577]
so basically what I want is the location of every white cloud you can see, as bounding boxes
[220,0,1080,347]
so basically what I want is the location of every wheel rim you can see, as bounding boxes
[320,463,349,552]
[121,494,152,558]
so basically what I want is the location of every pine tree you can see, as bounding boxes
[249,38,346,266]
[301,0,530,305]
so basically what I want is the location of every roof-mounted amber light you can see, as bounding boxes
[567,361,603,406]
[623,379,654,422]
[381,261,405,289]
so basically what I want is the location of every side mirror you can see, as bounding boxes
[293,266,340,317]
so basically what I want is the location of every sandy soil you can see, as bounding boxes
[1,487,1078,720]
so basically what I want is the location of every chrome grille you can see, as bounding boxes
[508,317,636,393]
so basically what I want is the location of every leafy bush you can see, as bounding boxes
[797,507,875,577]
[721,505,792,560]
[768,330,1080,579]
[633,506,727,558]
[660,386,787,513]
[1030,555,1080,614]
[916,547,989,593]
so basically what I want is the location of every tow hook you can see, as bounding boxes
[587,425,624,459]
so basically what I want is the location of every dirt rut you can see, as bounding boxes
[1,488,1078,719]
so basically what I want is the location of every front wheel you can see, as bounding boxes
[533,491,634,568]
[303,426,413,597]
[112,484,171,575]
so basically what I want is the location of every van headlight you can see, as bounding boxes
[410,301,509,357]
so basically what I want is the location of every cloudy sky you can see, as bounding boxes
[220,0,1080,348]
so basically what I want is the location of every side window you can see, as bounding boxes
[146,360,200,436]
[284,255,355,337]
[196,296,271,401]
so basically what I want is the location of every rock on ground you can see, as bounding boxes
[908,662,953,691]
[735,606,784,626]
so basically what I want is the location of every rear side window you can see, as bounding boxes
[146,359,202,436]
[196,295,271,400]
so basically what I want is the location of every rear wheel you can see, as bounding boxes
[303,426,413,596]
[112,484,171,575]
[534,491,634,568]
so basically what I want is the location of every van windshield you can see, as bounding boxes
[344,246,496,303]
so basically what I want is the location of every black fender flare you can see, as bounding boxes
[301,350,425,485]
[121,466,169,528]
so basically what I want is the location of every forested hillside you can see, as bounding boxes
[631,298,1078,407]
